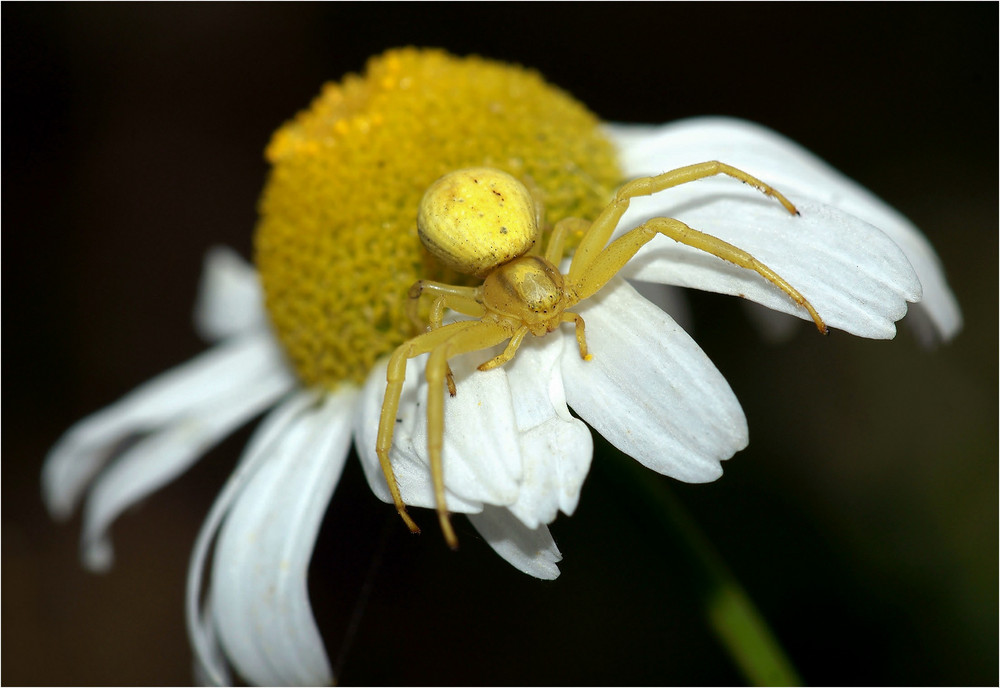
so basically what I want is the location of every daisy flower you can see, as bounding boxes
[43,48,961,685]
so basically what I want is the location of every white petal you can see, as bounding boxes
[211,388,357,686]
[503,334,593,527]
[187,392,321,687]
[42,332,294,521]
[467,505,562,580]
[630,280,693,333]
[191,589,233,687]
[354,352,523,512]
[623,197,921,339]
[78,357,292,572]
[194,246,269,343]
[563,277,747,483]
[606,118,961,343]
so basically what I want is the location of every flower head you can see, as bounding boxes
[255,47,620,387]
[43,48,960,685]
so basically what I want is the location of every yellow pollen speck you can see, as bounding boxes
[254,47,622,388]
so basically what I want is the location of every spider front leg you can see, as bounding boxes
[569,161,798,284]
[572,215,827,333]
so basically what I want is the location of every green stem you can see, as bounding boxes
[601,449,802,686]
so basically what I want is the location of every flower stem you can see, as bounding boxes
[601,449,802,686]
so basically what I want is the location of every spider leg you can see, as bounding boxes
[561,311,592,360]
[406,280,484,331]
[476,325,529,371]
[572,216,827,333]
[569,161,797,284]
[522,174,547,251]
[545,217,591,265]
[428,297,459,397]
[377,321,483,536]
[423,320,513,548]
[407,281,486,395]
[427,296,449,331]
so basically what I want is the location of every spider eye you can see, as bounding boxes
[417,167,538,278]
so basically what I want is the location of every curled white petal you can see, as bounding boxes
[355,352,523,513]
[606,118,961,343]
[623,197,921,339]
[467,505,562,580]
[192,589,233,687]
[42,332,294,522]
[80,352,292,571]
[210,388,357,686]
[194,246,269,343]
[81,360,289,570]
[503,334,593,528]
[563,277,747,483]
[188,392,320,687]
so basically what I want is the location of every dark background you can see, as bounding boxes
[4,3,996,685]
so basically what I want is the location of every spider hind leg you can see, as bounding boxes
[376,318,512,549]
[407,282,487,395]
[376,324,480,536]
[423,320,513,548]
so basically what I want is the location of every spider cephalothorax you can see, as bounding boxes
[377,164,827,547]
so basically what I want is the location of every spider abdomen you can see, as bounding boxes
[417,168,538,279]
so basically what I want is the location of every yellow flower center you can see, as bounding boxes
[254,47,621,388]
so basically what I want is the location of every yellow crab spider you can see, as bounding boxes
[376,163,827,549]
